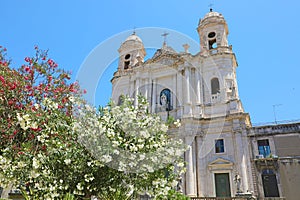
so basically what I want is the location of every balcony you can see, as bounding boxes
[254,156,279,170]
[211,93,220,104]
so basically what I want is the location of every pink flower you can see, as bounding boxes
[0,75,5,83]
[25,67,30,72]
[8,100,14,105]
[25,57,30,62]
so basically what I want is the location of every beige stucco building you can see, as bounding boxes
[111,9,300,199]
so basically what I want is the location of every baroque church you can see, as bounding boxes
[110,9,300,200]
[1,8,299,200]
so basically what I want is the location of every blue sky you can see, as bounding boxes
[1,0,300,124]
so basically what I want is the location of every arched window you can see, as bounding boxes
[160,88,172,111]
[209,39,217,49]
[124,61,130,69]
[117,95,124,105]
[208,32,217,49]
[124,54,131,70]
[211,78,220,95]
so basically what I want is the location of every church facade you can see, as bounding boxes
[1,9,299,200]
[111,9,300,199]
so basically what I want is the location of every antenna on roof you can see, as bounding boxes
[133,26,136,35]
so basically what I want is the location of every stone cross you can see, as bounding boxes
[183,43,190,53]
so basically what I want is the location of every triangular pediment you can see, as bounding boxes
[208,158,234,170]
[154,56,177,66]
[145,50,184,66]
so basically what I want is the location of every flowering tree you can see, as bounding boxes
[0,46,91,199]
[76,96,186,199]
[0,47,187,199]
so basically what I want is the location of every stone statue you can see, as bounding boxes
[234,174,242,193]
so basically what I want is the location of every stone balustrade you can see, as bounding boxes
[249,123,300,136]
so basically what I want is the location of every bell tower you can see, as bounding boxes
[118,32,146,71]
[197,8,229,54]
[196,9,243,117]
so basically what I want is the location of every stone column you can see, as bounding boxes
[172,74,177,109]
[135,77,140,107]
[196,136,203,196]
[144,78,148,99]
[177,70,183,117]
[129,78,134,98]
[185,67,191,104]
[185,136,197,196]
[195,69,201,104]
[184,66,192,116]
[234,130,249,193]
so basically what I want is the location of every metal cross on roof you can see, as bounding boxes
[208,3,214,11]
[161,32,169,45]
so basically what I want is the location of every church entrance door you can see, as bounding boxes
[215,173,231,197]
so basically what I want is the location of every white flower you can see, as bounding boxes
[161,124,168,132]
[137,144,144,149]
[30,170,40,178]
[174,119,181,127]
[101,155,112,163]
[171,180,178,187]
[144,164,154,172]
[32,158,40,169]
[113,149,119,155]
[31,122,38,129]
[76,183,83,191]
[139,154,145,160]
[34,103,39,109]
[23,114,30,121]
[16,113,23,122]
[109,187,116,192]
[177,162,184,168]
[118,161,126,171]
[20,120,28,130]
[69,96,75,103]
[17,113,31,130]
[64,159,71,165]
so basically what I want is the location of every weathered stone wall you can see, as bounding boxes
[279,161,300,200]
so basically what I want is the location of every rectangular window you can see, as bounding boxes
[215,139,225,153]
[258,139,271,158]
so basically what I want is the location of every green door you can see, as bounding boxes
[215,173,231,197]
[262,174,280,197]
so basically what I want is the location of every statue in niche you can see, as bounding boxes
[234,174,242,193]
[160,93,167,106]
[160,89,172,111]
